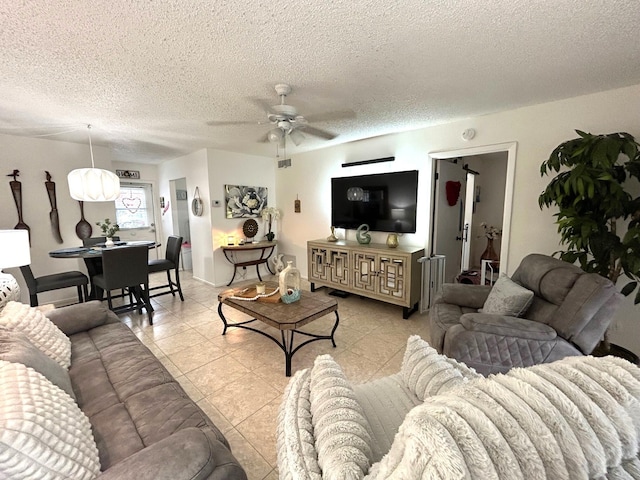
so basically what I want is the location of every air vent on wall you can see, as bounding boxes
[278,158,292,168]
[342,156,395,167]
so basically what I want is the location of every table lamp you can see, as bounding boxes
[0,230,31,310]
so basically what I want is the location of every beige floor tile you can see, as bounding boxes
[154,328,208,355]
[168,342,227,374]
[186,355,251,395]
[236,395,282,467]
[224,429,273,480]
[174,374,204,402]
[207,373,279,426]
[348,332,406,363]
[197,397,234,434]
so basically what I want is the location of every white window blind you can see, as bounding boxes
[115,182,153,229]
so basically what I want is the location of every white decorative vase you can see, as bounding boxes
[279,261,301,303]
[105,237,114,247]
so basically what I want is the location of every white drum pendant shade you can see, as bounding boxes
[67,124,121,202]
[68,168,120,201]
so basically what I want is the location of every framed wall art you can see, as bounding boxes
[225,185,268,218]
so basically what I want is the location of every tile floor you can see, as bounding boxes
[116,271,432,480]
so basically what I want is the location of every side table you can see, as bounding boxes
[221,241,277,285]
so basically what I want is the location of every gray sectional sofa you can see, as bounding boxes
[7,300,247,480]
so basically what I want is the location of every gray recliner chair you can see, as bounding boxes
[429,253,622,375]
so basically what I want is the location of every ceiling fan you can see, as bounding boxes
[207,84,353,146]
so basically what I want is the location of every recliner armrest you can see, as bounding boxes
[44,301,119,336]
[459,313,557,341]
[435,284,493,310]
[96,427,247,480]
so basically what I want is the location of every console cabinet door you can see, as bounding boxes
[377,254,408,302]
[352,251,377,293]
[309,246,349,286]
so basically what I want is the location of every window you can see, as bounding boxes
[115,182,153,229]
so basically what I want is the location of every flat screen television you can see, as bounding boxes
[331,170,418,233]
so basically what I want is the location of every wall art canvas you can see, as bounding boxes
[225,185,268,218]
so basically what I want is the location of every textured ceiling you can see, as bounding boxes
[1,0,639,164]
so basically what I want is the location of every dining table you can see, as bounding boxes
[49,240,158,302]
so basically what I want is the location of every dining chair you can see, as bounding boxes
[82,236,120,247]
[19,265,89,307]
[91,245,153,323]
[148,235,184,301]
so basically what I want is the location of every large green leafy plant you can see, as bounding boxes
[538,130,640,305]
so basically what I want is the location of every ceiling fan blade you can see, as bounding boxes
[304,110,356,123]
[249,97,277,116]
[206,120,259,126]
[302,126,337,140]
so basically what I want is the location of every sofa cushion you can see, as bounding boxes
[277,368,322,480]
[309,355,373,479]
[353,373,420,463]
[401,335,480,401]
[0,360,100,479]
[480,274,534,317]
[0,301,71,369]
[0,325,75,400]
[67,321,228,470]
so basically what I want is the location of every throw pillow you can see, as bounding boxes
[0,360,100,479]
[277,368,322,480]
[480,274,534,317]
[309,355,373,479]
[0,301,71,369]
[401,335,480,401]
[0,326,76,400]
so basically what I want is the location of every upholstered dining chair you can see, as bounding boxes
[91,245,153,323]
[148,235,184,301]
[19,265,89,307]
[429,253,622,376]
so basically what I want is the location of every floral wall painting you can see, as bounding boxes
[225,185,268,218]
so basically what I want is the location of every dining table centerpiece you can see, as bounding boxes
[96,218,119,247]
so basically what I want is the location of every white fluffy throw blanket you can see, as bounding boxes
[366,355,640,480]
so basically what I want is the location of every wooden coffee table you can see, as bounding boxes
[217,282,339,376]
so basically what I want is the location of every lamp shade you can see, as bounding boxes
[68,168,120,201]
[0,230,30,268]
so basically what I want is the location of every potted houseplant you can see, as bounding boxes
[96,218,120,247]
[538,130,640,357]
[261,207,280,242]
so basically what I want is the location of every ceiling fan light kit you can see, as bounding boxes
[67,125,120,202]
[211,83,340,150]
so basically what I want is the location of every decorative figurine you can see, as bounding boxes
[356,224,371,245]
[327,226,338,242]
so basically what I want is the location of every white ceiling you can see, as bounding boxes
[1,1,639,164]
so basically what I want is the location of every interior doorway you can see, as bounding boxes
[169,178,192,271]
[429,142,517,281]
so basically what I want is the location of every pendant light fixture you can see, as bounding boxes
[67,125,120,202]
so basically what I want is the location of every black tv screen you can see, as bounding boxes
[331,170,418,233]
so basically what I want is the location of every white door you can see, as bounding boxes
[114,182,160,258]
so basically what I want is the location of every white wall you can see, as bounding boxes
[156,148,275,287]
[206,149,276,287]
[0,134,117,305]
[157,149,211,283]
[276,83,640,352]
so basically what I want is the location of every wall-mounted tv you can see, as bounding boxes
[331,170,419,233]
